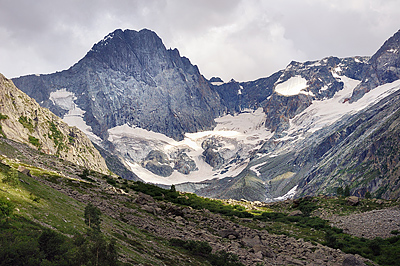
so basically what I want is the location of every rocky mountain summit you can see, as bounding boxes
[13,29,225,141]
[0,74,108,174]
[212,56,369,133]
[351,29,400,102]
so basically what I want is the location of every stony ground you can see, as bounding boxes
[32,172,375,266]
[328,205,400,239]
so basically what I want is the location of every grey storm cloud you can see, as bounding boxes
[0,0,399,82]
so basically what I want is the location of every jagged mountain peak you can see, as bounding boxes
[369,29,400,63]
[89,28,163,53]
[13,28,224,142]
[84,28,171,77]
[350,29,400,102]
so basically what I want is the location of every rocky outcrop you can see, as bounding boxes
[351,30,400,102]
[202,147,224,169]
[261,56,367,133]
[173,152,197,174]
[0,74,109,174]
[141,150,173,177]
[346,196,360,206]
[328,205,400,239]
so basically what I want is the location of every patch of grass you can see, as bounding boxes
[169,238,244,266]
[68,134,75,144]
[18,115,35,133]
[28,135,42,150]
[0,113,8,120]
[0,113,8,138]
[48,121,66,154]
[0,161,85,235]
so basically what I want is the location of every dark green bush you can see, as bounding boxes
[169,238,212,257]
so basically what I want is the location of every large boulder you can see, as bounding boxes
[342,254,366,266]
[346,196,360,206]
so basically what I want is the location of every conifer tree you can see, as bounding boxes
[84,202,101,232]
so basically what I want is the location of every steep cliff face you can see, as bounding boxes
[0,74,109,174]
[13,29,225,141]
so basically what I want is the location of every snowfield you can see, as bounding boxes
[50,89,101,142]
[277,77,400,144]
[275,75,312,96]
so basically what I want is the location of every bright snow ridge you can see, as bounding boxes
[274,76,310,96]
[275,77,400,145]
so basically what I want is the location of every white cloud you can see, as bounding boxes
[0,0,399,81]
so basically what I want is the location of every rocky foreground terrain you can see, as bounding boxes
[328,205,400,239]
[4,137,400,265]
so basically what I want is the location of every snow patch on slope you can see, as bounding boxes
[266,185,298,202]
[275,76,310,96]
[50,89,101,142]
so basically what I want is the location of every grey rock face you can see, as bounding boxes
[211,56,368,134]
[342,254,367,266]
[13,29,225,141]
[351,29,400,102]
[142,150,173,177]
[261,56,367,133]
[173,152,197,175]
[202,147,224,169]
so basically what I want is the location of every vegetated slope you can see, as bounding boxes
[0,74,108,174]
[0,137,387,266]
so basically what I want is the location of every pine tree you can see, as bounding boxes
[84,202,102,232]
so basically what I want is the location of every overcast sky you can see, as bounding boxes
[1,0,399,82]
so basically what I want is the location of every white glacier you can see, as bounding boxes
[107,108,272,185]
